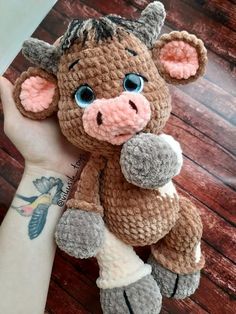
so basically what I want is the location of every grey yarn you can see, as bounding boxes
[100,274,162,314]
[55,209,105,259]
[22,38,61,74]
[133,1,166,48]
[148,255,200,299]
[120,133,180,189]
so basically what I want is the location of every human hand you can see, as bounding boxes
[0,76,86,177]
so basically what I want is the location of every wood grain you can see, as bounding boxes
[191,273,236,314]
[0,0,235,313]
[170,87,236,155]
[177,187,236,263]
[183,0,236,31]
[166,115,236,189]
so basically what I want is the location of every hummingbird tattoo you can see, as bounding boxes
[12,176,64,239]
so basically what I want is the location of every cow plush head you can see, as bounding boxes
[14,1,207,157]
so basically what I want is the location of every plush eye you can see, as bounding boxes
[123,73,144,93]
[74,84,95,108]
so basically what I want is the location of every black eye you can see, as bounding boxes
[123,73,144,93]
[74,85,95,108]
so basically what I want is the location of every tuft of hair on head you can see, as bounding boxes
[60,15,142,51]
[60,2,166,51]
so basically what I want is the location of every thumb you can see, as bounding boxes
[0,76,20,119]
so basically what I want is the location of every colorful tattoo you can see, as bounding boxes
[12,176,64,239]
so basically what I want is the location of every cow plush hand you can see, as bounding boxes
[120,133,183,188]
[55,209,105,258]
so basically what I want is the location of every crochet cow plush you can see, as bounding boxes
[13,2,207,313]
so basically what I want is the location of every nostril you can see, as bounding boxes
[96,111,103,126]
[129,100,138,114]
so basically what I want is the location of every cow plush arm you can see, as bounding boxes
[120,133,183,189]
[55,155,106,259]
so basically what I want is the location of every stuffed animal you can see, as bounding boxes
[13,2,207,313]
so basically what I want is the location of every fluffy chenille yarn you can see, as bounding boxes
[13,2,208,312]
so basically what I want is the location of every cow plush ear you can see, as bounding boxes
[13,67,59,120]
[152,31,207,85]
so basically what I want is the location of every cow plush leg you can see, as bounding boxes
[148,197,204,299]
[96,227,162,314]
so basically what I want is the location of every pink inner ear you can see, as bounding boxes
[159,40,199,80]
[20,76,56,112]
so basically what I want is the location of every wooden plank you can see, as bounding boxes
[32,25,57,44]
[160,308,169,314]
[0,205,7,224]
[191,273,236,314]
[54,0,101,19]
[46,280,90,314]
[163,297,208,314]
[201,241,236,297]
[178,77,236,125]
[165,115,236,189]
[174,157,236,225]
[3,66,20,83]
[58,251,99,283]
[170,87,236,155]
[0,126,24,165]
[205,50,236,97]
[0,148,23,188]
[42,9,71,38]
[52,253,101,314]
[183,0,236,31]
[80,0,138,17]
[11,52,31,73]
[0,176,15,209]
[177,187,236,263]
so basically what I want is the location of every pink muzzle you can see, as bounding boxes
[82,92,151,145]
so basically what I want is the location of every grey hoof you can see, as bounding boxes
[120,133,180,188]
[100,275,162,314]
[55,209,105,258]
[148,255,200,299]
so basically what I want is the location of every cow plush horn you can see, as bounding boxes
[133,1,166,48]
[22,38,60,74]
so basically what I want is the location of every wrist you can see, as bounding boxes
[23,161,87,209]
[25,153,87,178]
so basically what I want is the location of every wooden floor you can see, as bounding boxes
[1,0,236,313]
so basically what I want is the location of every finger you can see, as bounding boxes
[0,76,21,119]
[53,36,63,46]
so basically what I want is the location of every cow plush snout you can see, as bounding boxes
[82,92,151,145]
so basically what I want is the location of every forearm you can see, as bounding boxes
[0,165,73,314]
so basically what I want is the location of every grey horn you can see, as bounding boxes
[133,1,166,48]
[22,38,61,74]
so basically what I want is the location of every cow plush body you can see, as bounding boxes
[13,2,207,313]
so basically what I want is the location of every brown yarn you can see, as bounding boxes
[67,154,106,215]
[13,67,59,120]
[13,24,206,275]
[152,31,207,85]
[57,31,171,157]
[68,153,180,247]
[151,197,205,274]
